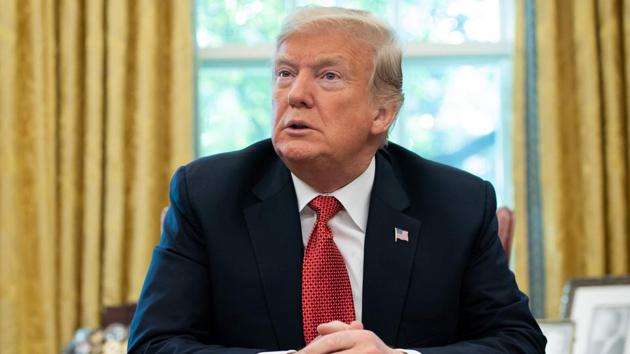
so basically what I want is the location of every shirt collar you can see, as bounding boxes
[291,157,375,232]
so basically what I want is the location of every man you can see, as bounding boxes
[128,6,546,354]
[589,308,627,354]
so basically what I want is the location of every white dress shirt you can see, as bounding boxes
[261,157,419,354]
[291,157,375,320]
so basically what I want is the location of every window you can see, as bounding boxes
[195,0,514,205]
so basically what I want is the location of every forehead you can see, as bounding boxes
[274,29,374,69]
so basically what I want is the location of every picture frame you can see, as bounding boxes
[537,320,574,354]
[561,276,630,354]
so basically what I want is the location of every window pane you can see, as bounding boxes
[399,0,502,43]
[392,58,511,204]
[197,63,271,156]
[196,0,506,48]
[296,0,396,24]
[195,0,285,48]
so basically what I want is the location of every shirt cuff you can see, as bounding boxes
[398,349,421,354]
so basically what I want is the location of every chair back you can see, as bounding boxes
[496,206,515,262]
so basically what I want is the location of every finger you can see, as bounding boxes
[319,330,396,354]
[330,350,353,354]
[348,320,363,330]
[332,349,401,354]
[317,320,353,335]
[304,329,363,354]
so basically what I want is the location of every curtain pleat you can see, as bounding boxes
[80,0,106,329]
[512,0,530,294]
[516,0,630,319]
[598,0,629,275]
[0,1,18,351]
[0,0,59,351]
[0,1,193,352]
[102,0,131,310]
[58,0,84,340]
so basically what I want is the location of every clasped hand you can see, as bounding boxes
[297,320,404,354]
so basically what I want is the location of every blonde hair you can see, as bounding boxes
[276,6,404,112]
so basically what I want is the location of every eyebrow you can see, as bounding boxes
[273,55,296,69]
[274,55,350,72]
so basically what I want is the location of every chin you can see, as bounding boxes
[273,140,320,164]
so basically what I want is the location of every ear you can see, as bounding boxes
[370,101,398,136]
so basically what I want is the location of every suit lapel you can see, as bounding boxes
[362,152,422,345]
[242,150,421,347]
[243,159,305,348]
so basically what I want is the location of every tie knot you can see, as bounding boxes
[308,195,343,224]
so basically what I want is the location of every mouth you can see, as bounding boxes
[288,123,309,129]
[285,120,313,131]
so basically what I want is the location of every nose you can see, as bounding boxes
[287,73,314,109]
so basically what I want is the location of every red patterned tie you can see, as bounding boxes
[302,195,355,344]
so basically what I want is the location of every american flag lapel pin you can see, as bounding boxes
[394,227,409,242]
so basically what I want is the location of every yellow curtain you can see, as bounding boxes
[512,0,530,296]
[0,0,193,352]
[514,0,630,319]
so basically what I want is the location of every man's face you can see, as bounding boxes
[271,28,389,170]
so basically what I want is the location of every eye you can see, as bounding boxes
[323,72,339,80]
[277,70,292,78]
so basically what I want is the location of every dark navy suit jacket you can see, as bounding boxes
[128,139,546,353]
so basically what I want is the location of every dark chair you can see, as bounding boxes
[101,303,137,327]
[496,206,515,262]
